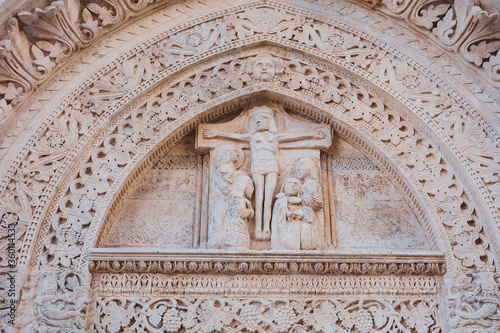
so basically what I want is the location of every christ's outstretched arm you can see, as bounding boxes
[275,130,327,143]
[204,129,252,142]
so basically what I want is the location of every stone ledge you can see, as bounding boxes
[92,273,442,298]
[89,248,446,275]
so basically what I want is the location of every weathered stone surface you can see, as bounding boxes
[101,200,195,248]
[336,201,430,249]
[334,170,404,202]
[0,0,499,331]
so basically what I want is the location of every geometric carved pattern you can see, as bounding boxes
[155,156,199,170]
[331,156,380,171]
[93,274,442,297]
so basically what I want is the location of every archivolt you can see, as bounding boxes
[25,45,494,276]
[1,1,499,276]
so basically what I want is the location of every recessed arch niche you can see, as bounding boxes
[88,90,447,332]
[95,95,437,252]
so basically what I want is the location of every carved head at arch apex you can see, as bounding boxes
[247,53,284,82]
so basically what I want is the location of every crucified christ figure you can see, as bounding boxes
[204,105,326,241]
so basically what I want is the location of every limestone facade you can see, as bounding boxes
[0,0,499,332]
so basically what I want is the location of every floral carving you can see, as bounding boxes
[94,297,441,332]
[0,2,499,331]
[0,45,487,276]
[447,271,500,332]
[0,3,496,275]
[0,0,497,134]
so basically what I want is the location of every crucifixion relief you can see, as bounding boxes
[198,103,332,249]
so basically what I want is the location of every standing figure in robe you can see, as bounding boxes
[295,157,326,250]
[207,144,246,249]
[271,177,314,250]
[218,174,254,249]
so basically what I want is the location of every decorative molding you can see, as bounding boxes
[6,44,490,273]
[0,1,498,330]
[0,3,497,277]
[331,156,380,171]
[92,296,442,332]
[92,272,442,297]
[154,155,199,170]
[89,249,447,275]
[0,0,497,132]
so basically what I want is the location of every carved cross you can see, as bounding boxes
[198,104,331,242]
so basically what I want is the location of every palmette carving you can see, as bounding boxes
[93,296,441,332]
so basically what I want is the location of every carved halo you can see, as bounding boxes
[211,143,245,170]
[292,157,321,180]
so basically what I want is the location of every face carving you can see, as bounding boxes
[252,57,276,82]
[252,112,271,131]
[283,178,301,197]
[295,158,315,181]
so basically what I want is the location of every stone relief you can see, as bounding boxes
[331,155,431,250]
[93,296,441,333]
[89,252,447,275]
[199,104,331,247]
[1,35,489,275]
[0,0,497,136]
[208,144,254,249]
[271,158,327,250]
[2,270,89,332]
[447,271,500,332]
[99,133,430,252]
[93,273,442,298]
[0,1,498,331]
[247,53,284,82]
[101,154,198,248]
[0,2,496,276]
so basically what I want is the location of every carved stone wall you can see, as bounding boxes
[0,0,499,332]
[100,131,431,251]
[101,134,199,248]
